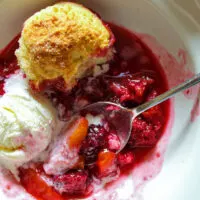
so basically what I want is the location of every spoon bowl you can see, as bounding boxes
[81,102,134,152]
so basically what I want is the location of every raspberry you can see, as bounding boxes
[107,75,155,105]
[127,76,154,101]
[128,117,158,147]
[142,89,164,125]
[80,125,108,164]
[146,89,158,101]
[106,132,121,151]
[142,106,163,123]
[110,82,130,97]
[53,170,88,195]
[117,151,135,167]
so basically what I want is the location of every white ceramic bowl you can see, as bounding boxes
[0,0,200,200]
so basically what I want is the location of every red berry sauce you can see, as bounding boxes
[0,22,170,200]
[0,34,20,95]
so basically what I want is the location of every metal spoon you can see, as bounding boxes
[82,73,200,153]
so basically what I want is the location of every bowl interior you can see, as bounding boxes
[0,0,200,200]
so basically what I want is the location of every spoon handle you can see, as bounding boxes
[135,73,200,115]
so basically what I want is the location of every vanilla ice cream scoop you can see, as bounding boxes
[0,73,57,179]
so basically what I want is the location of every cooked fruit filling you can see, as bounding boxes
[0,3,169,200]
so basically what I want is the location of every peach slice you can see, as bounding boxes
[97,150,116,174]
[20,168,63,200]
[69,117,89,149]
